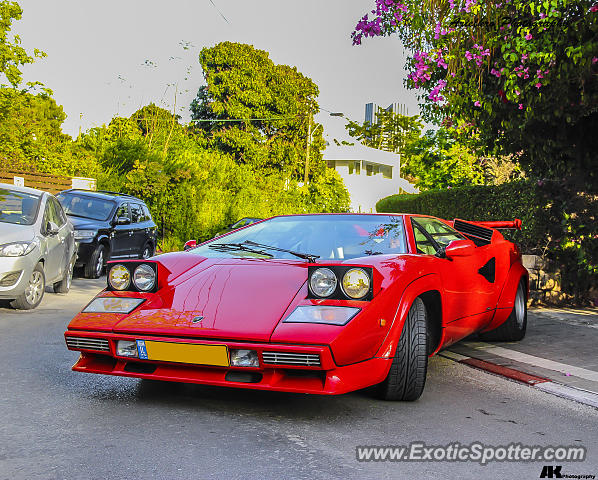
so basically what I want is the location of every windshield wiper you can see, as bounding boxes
[208,243,273,258]
[243,240,320,263]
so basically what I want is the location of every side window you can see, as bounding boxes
[42,197,60,232]
[412,217,465,254]
[412,223,437,255]
[141,205,152,222]
[115,203,130,220]
[51,198,67,227]
[130,203,143,223]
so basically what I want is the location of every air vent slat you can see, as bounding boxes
[66,337,110,352]
[262,352,321,367]
[454,219,493,244]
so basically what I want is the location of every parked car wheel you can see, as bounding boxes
[84,244,106,279]
[10,263,45,310]
[376,297,428,401]
[479,280,527,342]
[53,256,74,294]
[140,241,154,259]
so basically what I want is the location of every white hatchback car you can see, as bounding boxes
[0,183,76,309]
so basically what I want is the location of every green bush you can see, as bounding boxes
[376,180,598,302]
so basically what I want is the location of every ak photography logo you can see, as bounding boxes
[539,465,596,479]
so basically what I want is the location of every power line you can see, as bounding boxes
[209,0,230,24]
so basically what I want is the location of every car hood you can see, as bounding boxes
[67,216,107,230]
[112,259,307,341]
[0,222,36,244]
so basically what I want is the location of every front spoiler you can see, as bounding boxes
[66,331,392,395]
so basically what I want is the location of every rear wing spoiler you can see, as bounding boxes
[473,219,522,231]
[452,218,522,246]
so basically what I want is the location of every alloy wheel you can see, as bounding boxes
[25,271,44,306]
[96,249,104,276]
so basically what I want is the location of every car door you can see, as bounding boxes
[111,203,133,258]
[50,196,73,275]
[40,196,65,282]
[410,217,496,343]
[129,203,147,256]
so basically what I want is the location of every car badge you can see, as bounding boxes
[192,315,204,324]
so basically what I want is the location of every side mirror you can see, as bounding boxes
[115,216,131,225]
[183,239,197,251]
[46,221,59,236]
[444,239,476,259]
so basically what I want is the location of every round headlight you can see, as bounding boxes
[133,264,156,291]
[109,264,130,290]
[341,268,370,299]
[310,267,337,297]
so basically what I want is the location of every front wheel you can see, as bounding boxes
[84,245,106,279]
[139,242,154,259]
[11,263,45,310]
[53,257,74,294]
[376,297,428,401]
[480,280,527,342]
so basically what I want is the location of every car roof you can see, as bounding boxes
[0,182,46,197]
[59,189,145,203]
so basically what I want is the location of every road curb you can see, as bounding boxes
[440,350,598,409]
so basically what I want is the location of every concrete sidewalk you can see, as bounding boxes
[449,307,598,397]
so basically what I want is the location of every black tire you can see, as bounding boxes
[480,280,527,342]
[139,241,154,259]
[10,263,45,310]
[376,297,428,401]
[53,256,74,294]
[84,244,106,279]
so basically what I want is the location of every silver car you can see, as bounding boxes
[0,183,76,309]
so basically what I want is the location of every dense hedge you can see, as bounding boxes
[376,181,598,302]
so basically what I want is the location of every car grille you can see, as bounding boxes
[65,336,110,352]
[262,352,321,367]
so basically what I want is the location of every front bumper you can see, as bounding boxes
[0,255,35,299]
[64,331,392,395]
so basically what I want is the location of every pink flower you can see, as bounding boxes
[474,101,481,107]
[591,4,598,12]
[535,82,542,88]
[518,104,523,109]
[593,57,598,64]
[525,33,533,40]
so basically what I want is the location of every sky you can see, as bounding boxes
[12,0,421,141]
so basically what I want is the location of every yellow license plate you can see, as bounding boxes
[140,341,229,367]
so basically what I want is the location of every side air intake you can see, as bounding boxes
[453,219,494,245]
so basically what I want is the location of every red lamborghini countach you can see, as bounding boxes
[64,214,528,401]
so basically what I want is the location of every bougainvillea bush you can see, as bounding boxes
[353,0,598,181]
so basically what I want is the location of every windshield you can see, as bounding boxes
[0,188,41,225]
[191,214,407,260]
[56,193,115,221]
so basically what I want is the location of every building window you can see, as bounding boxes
[348,161,361,175]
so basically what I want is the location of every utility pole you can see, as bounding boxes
[304,111,312,184]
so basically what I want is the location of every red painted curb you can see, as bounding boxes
[460,358,551,385]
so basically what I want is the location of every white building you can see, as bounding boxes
[324,141,418,213]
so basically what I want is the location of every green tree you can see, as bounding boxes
[401,128,486,190]
[345,108,423,153]
[0,87,100,176]
[0,0,45,87]
[83,104,350,248]
[190,42,325,181]
[352,0,598,182]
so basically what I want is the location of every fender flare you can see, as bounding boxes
[97,235,111,249]
[483,262,528,332]
[374,273,444,360]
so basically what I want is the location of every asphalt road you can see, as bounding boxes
[1,278,597,480]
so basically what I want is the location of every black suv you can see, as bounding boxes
[56,190,157,278]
